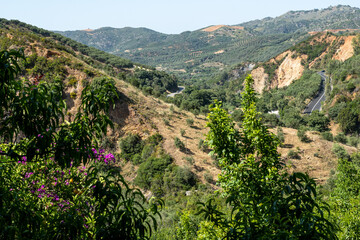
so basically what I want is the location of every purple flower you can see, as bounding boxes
[92,148,97,154]
[25,172,34,178]
[18,156,27,165]
[105,153,115,164]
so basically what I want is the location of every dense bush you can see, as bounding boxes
[334,133,347,144]
[119,134,144,162]
[163,166,197,192]
[90,76,117,100]
[0,49,161,239]
[327,151,360,239]
[186,118,194,126]
[347,136,359,148]
[332,143,349,160]
[134,69,178,94]
[288,149,301,159]
[174,137,185,150]
[281,108,305,129]
[304,110,330,132]
[297,127,310,142]
[276,127,285,145]
[321,131,334,142]
[134,155,173,191]
[337,98,360,134]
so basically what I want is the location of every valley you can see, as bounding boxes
[58,5,360,82]
[1,4,360,239]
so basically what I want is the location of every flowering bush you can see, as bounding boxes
[0,49,162,239]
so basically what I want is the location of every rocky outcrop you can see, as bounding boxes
[332,36,355,62]
[274,52,306,88]
[251,67,268,94]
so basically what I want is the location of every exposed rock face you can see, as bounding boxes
[274,52,305,88]
[251,67,268,94]
[242,33,357,93]
[333,36,355,61]
[251,51,305,93]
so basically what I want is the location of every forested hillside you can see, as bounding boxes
[58,5,360,81]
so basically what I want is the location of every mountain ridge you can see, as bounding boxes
[57,5,360,81]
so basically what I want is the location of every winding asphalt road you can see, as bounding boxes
[303,71,327,114]
[167,86,185,97]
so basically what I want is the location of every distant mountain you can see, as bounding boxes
[58,5,360,81]
[57,27,167,55]
[239,5,360,34]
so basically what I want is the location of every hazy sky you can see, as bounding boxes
[2,0,360,34]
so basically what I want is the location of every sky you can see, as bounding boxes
[2,0,360,34]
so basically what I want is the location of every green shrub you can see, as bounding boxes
[332,143,349,160]
[132,153,143,165]
[204,172,214,184]
[67,76,78,87]
[70,91,77,99]
[170,105,175,112]
[198,139,209,152]
[297,127,310,142]
[321,131,333,142]
[90,76,117,100]
[262,113,281,127]
[163,118,170,126]
[276,127,285,145]
[100,136,115,150]
[232,109,243,122]
[337,99,360,134]
[145,133,163,145]
[134,155,173,190]
[174,137,185,150]
[287,150,301,159]
[81,78,90,88]
[305,111,330,132]
[186,118,194,126]
[328,102,346,120]
[119,134,143,161]
[163,166,197,192]
[281,108,305,129]
[141,144,155,162]
[347,136,359,148]
[334,133,347,144]
[184,156,194,165]
[180,129,186,137]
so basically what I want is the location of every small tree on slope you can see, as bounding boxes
[198,75,337,239]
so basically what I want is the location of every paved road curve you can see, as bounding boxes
[303,71,327,114]
[167,86,185,97]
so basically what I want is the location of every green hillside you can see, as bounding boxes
[240,5,360,34]
[58,5,360,81]
[0,19,178,96]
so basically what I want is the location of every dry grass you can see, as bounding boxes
[275,127,357,184]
